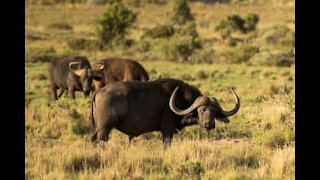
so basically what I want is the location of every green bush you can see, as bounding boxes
[48,22,73,30]
[215,15,245,37]
[255,25,295,47]
[249,49,295,67]
[67,38,99,51]
[25,47,58,63]
[189,48,214,64]
[226,38,237,47]
[178,161,204,176]
[144,0,167,4]
[123,0,167,7]
[147,21,201,62]
[221,44,259,64]
[142,25,175,39]
[176,21,198,38]
[135,40,151,52]
[63,154,101,173]
[230,0,251,5]
[69,120,86,136]
[156,35,200,62]
[97,1,136,48]
[215,13,259,38]
[169,0,194,25]
[258,128,295,148]
[195,70,208,79]
[25,31,47,41]
[87,0,111,5]
[243,13,260,32]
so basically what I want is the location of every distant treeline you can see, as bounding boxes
[25,0,293,6]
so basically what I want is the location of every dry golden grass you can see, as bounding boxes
[25,1,294,179]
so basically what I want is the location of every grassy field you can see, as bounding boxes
[25,1,295,179]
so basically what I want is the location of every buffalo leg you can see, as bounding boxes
[96,126,113,142]
[68,87,75,99]
[91,127,111,143]
[162,132,173,149]
[128,135,134,147]
[50,83,58,100]
[57,89,65,98]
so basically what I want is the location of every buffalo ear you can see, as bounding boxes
[92,63,104,70]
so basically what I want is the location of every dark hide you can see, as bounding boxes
[90,78,240,146]
[49,56,94,100]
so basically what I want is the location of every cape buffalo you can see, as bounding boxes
[91,58,149,90]
[90,78,240,146]
[49,56,95,100]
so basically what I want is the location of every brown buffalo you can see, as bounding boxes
[91,57,149,90]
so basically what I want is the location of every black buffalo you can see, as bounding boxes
[49,56,95,100]
[90,78,240,146]
[91,57,149,90]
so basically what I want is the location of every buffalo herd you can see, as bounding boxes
[49,56,240,146]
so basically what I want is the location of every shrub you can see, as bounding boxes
[25,47,58,63]
[123,0,167,7]
[221,44,259,64]
[87,0,111,5]
[144,0,167,4]
[135,40,151,52]
[67,38,99,51]
[157,35,200,62]
[259,129,295,148]
[255,25,295,47]
[69,119,86,136]
[48,22,73,30]
[269,82,291,95]
[143,25,175,39]
[189,48,214,64]
[195,70,208,79]
[31,74,47,81]
[25,31,47,41]
[159,21,201,62]
[63,154,101,173]
[97,1,136,48]
[216,14,245,33]
[178,161,204,176]
[176,21,198,38]
[227,37,238,47]
[249,49,295,67]
[169,0,194,25]
[243,13,260,32]
[230,0,251,5]
[215,13,259,38]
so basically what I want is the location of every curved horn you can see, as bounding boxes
[99,65,104,70]
[220,88,240,117]
[169,87,201,116]
[69,62,81,69]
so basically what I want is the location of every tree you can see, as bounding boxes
[97,1,136,48]
[169,0,194,25]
